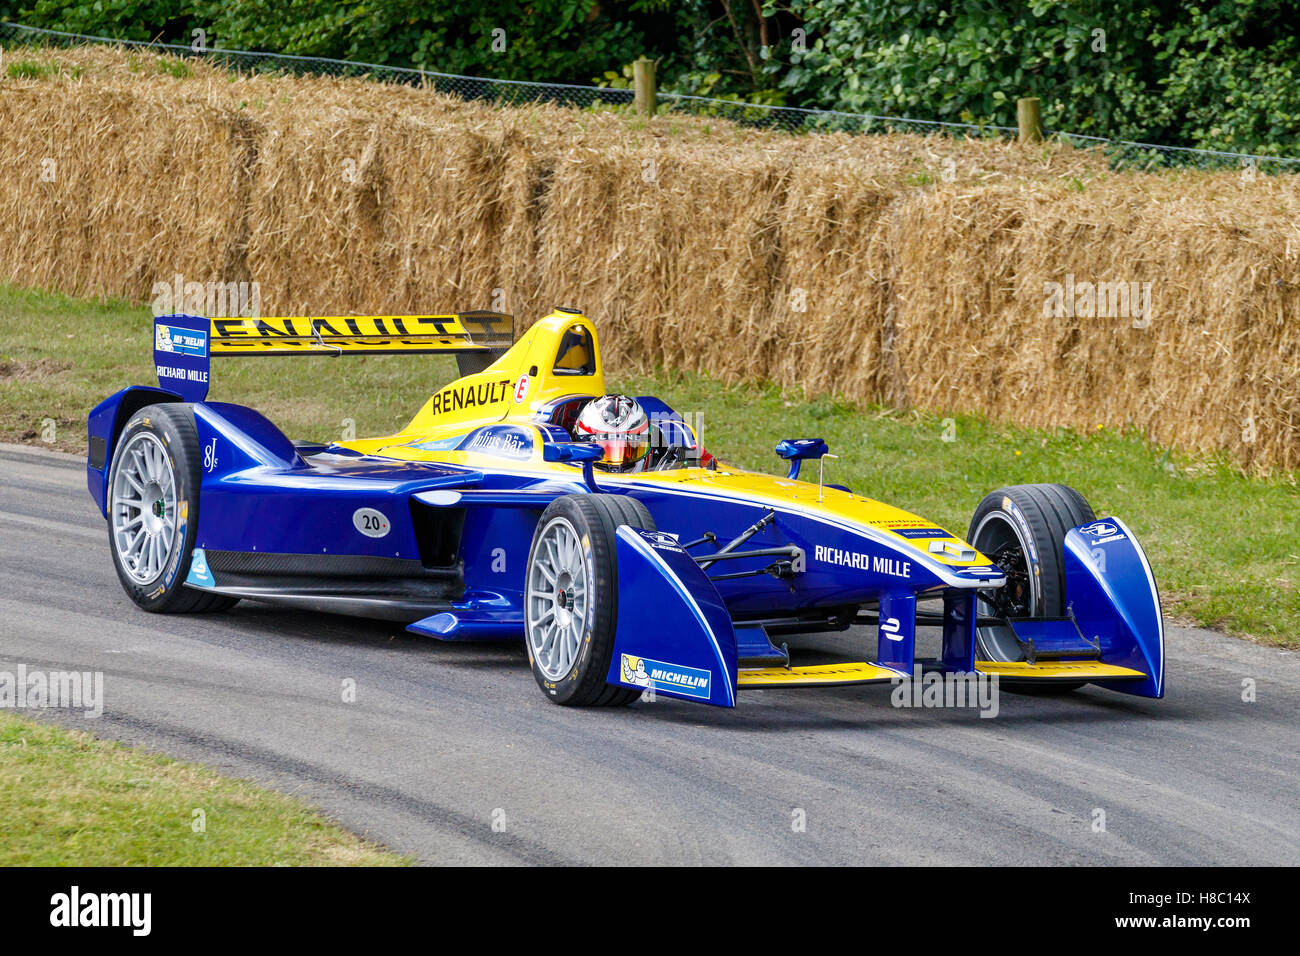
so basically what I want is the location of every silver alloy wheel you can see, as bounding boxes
[526,516,589,681]
[110,431,178,584]
[970,511,1039,662]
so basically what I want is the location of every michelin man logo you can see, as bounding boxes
[156,325,175,352]
[621,654,651,687]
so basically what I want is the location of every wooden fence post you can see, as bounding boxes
[1017,96,1042,143]
[633,58,656,117]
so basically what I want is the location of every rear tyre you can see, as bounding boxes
[524,494,655,706]
[967,483,1094,691]
[106,403,238,614]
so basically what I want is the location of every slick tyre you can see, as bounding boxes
[524,493,655,706]
[968,483,1095,691]
[106,403,238,614]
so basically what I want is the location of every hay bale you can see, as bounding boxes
[0,45,1295,472]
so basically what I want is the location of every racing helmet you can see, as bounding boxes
[574,395,652,469]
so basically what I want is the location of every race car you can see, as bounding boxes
[85,307,1165,707]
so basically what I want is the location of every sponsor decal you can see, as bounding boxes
[620,654,711,699]
[430,379,513,415]
[814,544,911,578]
[513,374,530,404]
[211,315,474,350]
[353,508,391,538]
[406,435,464,452]
[1078,520,1126,544]
[461,425,533,460]
[927,539,977,560]
[155,323,208,357]
[641,530,682,552]
[185,548,216,588]
[958,565,1001,576]
[893,527,952,539]
[154,315,211,401]
[880,616,905,641]
[155,364,209,385]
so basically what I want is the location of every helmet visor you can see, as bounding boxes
[595,435,650,466]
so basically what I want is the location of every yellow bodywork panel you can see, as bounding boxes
[974,661,1146,680]
[612,467,988,568]
[737,662,904,688]
[209,312,512,355]
[317,308,991,569]
[336,309,607,455]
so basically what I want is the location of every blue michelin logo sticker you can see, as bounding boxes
[186,548,216,588]
[156,323,208,357]
[620,654,711,699]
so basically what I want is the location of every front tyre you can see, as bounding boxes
[524,494,655,706]
[106,403,237,613]
[968,483,1094,690]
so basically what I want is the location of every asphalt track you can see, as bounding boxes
[2,442,1297,865]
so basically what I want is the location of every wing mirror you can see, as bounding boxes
[774,438,829,480]
[543,441,604,492]
[543,441,603,463]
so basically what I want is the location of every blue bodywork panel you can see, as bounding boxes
[87,385,185,515]
[152,313,212,402]
[605,527,738,707]
[1064,518,1166,698]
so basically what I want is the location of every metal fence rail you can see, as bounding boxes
[4,20,1298,174]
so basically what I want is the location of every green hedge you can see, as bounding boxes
[4,0,1299,154]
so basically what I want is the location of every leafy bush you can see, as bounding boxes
[762,0,1300,154]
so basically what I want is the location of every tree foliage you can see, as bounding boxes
[4,0,1299,153]
[762,0,1300,154]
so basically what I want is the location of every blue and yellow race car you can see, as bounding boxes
[86,308,1165,707]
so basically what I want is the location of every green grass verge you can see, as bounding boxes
[0,713,408,865]
[0,283,1296,645]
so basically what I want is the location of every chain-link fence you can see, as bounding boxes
[5,20,1298,174]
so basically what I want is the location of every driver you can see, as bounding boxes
[574,395,654,472]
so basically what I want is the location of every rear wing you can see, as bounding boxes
[153,311,514,401]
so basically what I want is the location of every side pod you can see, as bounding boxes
[1064,517,1166,698]
[606,527,738,707]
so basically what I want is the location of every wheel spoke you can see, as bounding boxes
[112,432,180,585]
[528,517,600,682]
[554,627,572,672]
